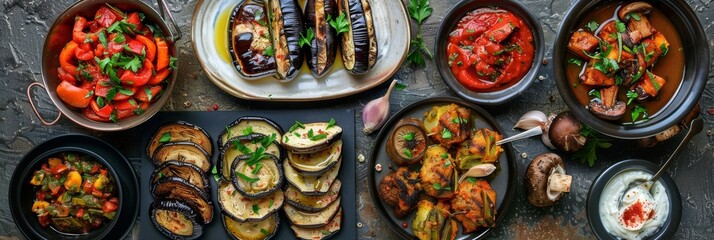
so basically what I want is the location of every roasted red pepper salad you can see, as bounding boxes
[447,8,535,92]
[56,4,176,123]
[30,153,118,234]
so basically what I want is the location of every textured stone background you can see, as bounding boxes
[0,0,712,239]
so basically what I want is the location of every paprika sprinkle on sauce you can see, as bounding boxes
[446,8,535,92]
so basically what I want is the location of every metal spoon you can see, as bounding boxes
[618,118,704,227]
[496,127,543,145]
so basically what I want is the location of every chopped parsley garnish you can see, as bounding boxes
[158,132,171,143]
[568,58,583,67]
[326,118,337,129]
[236,172,260,183]
[403,132,415,141]
[585,21,599,32]
[441,128,452,139]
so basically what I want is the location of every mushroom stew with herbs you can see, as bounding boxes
[565,1,684,123]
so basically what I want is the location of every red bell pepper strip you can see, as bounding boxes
[135,35,156,62]
[57,81,92,108]
[59,41,78,76]
[120,59,153,87]
[155,37,170,71]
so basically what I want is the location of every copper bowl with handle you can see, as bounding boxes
[27,0,181,131]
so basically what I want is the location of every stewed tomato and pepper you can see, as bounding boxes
[56,4,175,122]
[446,8,535,92]
[30,153,118,234]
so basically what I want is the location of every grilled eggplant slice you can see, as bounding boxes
[421,145,456,199]
[152,142,212,172]
[219,133,284,180]
[287,139,342,176]
[147,121,213,158]
[219,116,283,147]
[338,0,377,74]
[231,153,284,198]
[282,122,342,154]
[284,157,341,196]
[304,0,339,77]
[150,200,203,240]
[218,180,284,222]
[284,196,340,228]
[152,177,213,224]
[151,161,210,194]
[290,208,342,239]
[268,0,304,81]
[285,179,341,212]
[223,213,279,240]
[229,0,277,79]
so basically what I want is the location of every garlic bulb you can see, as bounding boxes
[362,80,398,135]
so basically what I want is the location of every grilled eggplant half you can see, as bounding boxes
[268,0,304,81]
[147,121,213,158]
[284,157,341,196]
[150,200,203,240]
[151,161,210,194]
[229,0,277,79]
[285,179,341,212]
[223,213,279,240]
[152,142,212,172]
[287,139,342,176]
[219,116,283,147]
[219,133,284,180]
[218,180,284,222]
[338,0,377,74]
[290,208,342,239]
[152,177,213,224]
[284,196,341,228]
[282,122,342,154]
[231,153,284,198]
[304,0,339,77]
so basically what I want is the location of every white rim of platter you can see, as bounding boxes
[191,0,410,102]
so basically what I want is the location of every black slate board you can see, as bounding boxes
[135,110,356,240]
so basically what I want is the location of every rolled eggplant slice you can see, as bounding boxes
[304,0,339,77]
[151,161,210,194]
[152,177,214,224]
[152,142,212,173]
[338,0,377,74]
[222,213,279,240]
[284,157,341,196]
[268,0,304,81]
[219,133,284,180]
[147,121,213,158]
[229,0,277,79]
[290,208,342,239]
[285,179,341,212]
[150,200,204,240]
[287,139,342,176]
[217,180,284,222]
[281,121,342,154]
[219,116,284,147]
[231,153,284,198]
[283,197,341,228]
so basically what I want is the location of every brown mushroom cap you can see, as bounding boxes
[618,2,654,21]
[588,100,627,121]
[525,153,567,207]
[548,111,587,152]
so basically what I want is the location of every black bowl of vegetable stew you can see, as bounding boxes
[553,0,709,139]
[9,134,139,240]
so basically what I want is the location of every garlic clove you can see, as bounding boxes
[514,110,547,130]
[458,163,497,183]
[363,80,398,135]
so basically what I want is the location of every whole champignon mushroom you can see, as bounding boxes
[525,153,572,207]
[548,111,587,152]
[618,2,653,21]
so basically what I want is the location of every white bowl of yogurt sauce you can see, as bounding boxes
[587,160,682,240]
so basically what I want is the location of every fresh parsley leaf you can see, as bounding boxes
[114,32,126,43]
[328,13,350,34]
[444,160,451,167]
[242,126,253,135]
[660,43,668,56]
[237,172,260,183]
[432,182,442,190]
[626,90,638,105]
[404,148,412,158]
[572,125,611,167]
[441,128,452,139]
[263,46,274,57]
[408,0,433,25]
[586,21,599,32]
[118,87,133,96]
[441,152,448,159]
[109,110,118,123]
[631,104,649,123]
[122,56,142,72]
[630,13,641,21]
[84,90,94,99]
[406,0,433,66]
[646,70,660,91]
[568,58,583,67]
[159,132,171,143]
[310,133,327,141]
[299,27,314,48]
[211,166,220,182]
[251,162,263,175]
[96,96,106,108]
[169,57,178,70]
[98,30,108,47]
[403,132,415,141]
[615,20,626,33]
[588,89,601,99]
[467,177,476,183]
[252,204,260,214]
[326,118,336,129]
